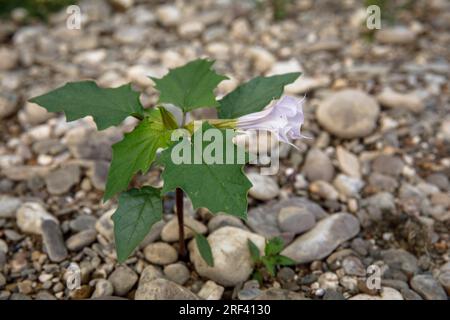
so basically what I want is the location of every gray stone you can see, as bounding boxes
[342,256,366,276]
[95,209,115,242]
[336,146,361,178]
[333,174,365,197]
[161,216,207,242]
[281,213,360,263]
[376,26,416,44]
[277,206,316,234]
[163,263,190,285]
[88,160,109,191]
[16,202,58,235]
[189,227,265,287]
[0,195,21,218]
[426,173,449,191]
[254,288,307,300]
[45,164,81,195]
[410,274,447,300]
[381,249,419,276]
[438,271,450,295]
[316,90,380,138]
[247,173,280,201]
[377,88,424,113]
[108,266,138,296]
[372,155,404,177]
[66,230,97,251]
[69,215,97,232]
[248,197,327,239]
[144,242,178,265]
[41,220,68,262]
[368,173,399,193]
[0,92,18,119]
[207,214,246,232]
[138,265,164,287]
[135,278,199,300]
[350,287,403,300]
[303,148,334,182]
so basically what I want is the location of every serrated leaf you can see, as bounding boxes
[195,233,214,267]
[104,108,173,201]
[151,59,228,112]
[265,237,284,256]
[248,239,261,263]
[159,122,252,218]
[29,81,144,130]
[218,72,301,119]
[112,187,162,262]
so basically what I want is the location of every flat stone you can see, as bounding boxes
[91,279,114,298]
[144,242,178,265]
[156,5,181,27]
[333,174,364,197]
[0,92,18,119]
[45,164,81,195]
[302,148,335,182]
[277,206,316,234]
[248,197,327,239]
[316,89,379,139]
[189,227,265,287]
[135,278,199,300]
[108,266,138,296]
[410,274,447,300]
[0,195,22,219]
[281,213,360,263]
[41,220,68,262]
[247,173,280,201]
[163,263,190,285]
[66,230,97,251]
[376,26,416,44]
[16,202,58,235]
[377,88,424,113]
[207,214,246,232]
[372,154,404,177]
[70,215,97,232]
[95,209,115,242]
[381,249,419,276]
[336,146,361,178]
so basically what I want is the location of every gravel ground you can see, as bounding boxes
[0,0,449,300]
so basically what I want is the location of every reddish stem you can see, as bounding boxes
[176,188,186,257]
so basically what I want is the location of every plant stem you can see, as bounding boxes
[176,187,186,257]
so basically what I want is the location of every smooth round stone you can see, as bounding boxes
[197,280,224,300]
[0,195,22,219]
[144,242,178,265]
[108,266,138,296]
[410,274,447,300]
[16,202,58,235]
[69,215,97,232]
[207,214,246,233]
[350,287,404,300]
[316,90,380,138]
[65,230,97,251]
[247,173,280,201]
[91,279,114,298]
[41,220,68,262]
[277,206,316,234]
[302,148,334,182]
[160,216,207,242]
[135,278,199,300]
[163,263,190,285]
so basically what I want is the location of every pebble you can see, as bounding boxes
[377,88,424,113]
[178,21,204,39]
[410,274,447,300]
[70,215,97,232]
[41,220,68,262]
[247,173,280,201]
[197,280,224,300]
[309,180,339,201]
[350,287,403,300]
[161,216,207,242]
[95,208,115,242]
[316,90,380,139]
[144,242,178,265]
[45,164,80,195]
[91,279,114,298]
[333,174,364,197]
[0,92,18,119]
[318,272,339,290]
[277,206,316,234]
[336,146,361,178]
[135,278,199,300]
[438,271,450,295]
[282,213,360,263]
[207,214,246,232]
[66,230,97,251]
[254,288,307,300]
[0,47,18,70]
[0,195,22,218]
[248,47,276,73]
[189,227,265,286]
[342,256,366,277]
[302,148,334,182]
[156,5,181,27]
[164,263,190,285]
[16,202,58,235]
[108,266,138,296]
[381,249,419,276]
[138,265,164,286]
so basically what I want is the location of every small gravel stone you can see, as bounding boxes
[41,220,68,262]
[69,215,97,232]
[45,164,81,195]
[161,216,207,242]
[66,230,97,251]
[277,206,316,234]
[108,266,138,296]
[164,263,190,285]
[135,278,199,300]
[197,280,224,300]
[410,274,447,300]
[0,195,22,218]
[207,214,246,232]
[247,173,280,201]
[16,202,58,235]
[303,148,335,182]
[144,242,178,265]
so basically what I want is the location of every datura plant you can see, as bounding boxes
[30,59,304,266]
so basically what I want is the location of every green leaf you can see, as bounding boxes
[252,269,264,285]
[29,81,144,130]
[151,59,228,112]
[158,122,252,218]
[104,108,173,201]
[195,233,214,267]
[265,237,285,256]
[273,255,296,266]
[112,187,163,262]
[248,239,261,263]
[261,256,276,277]
[218,72,301,119]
